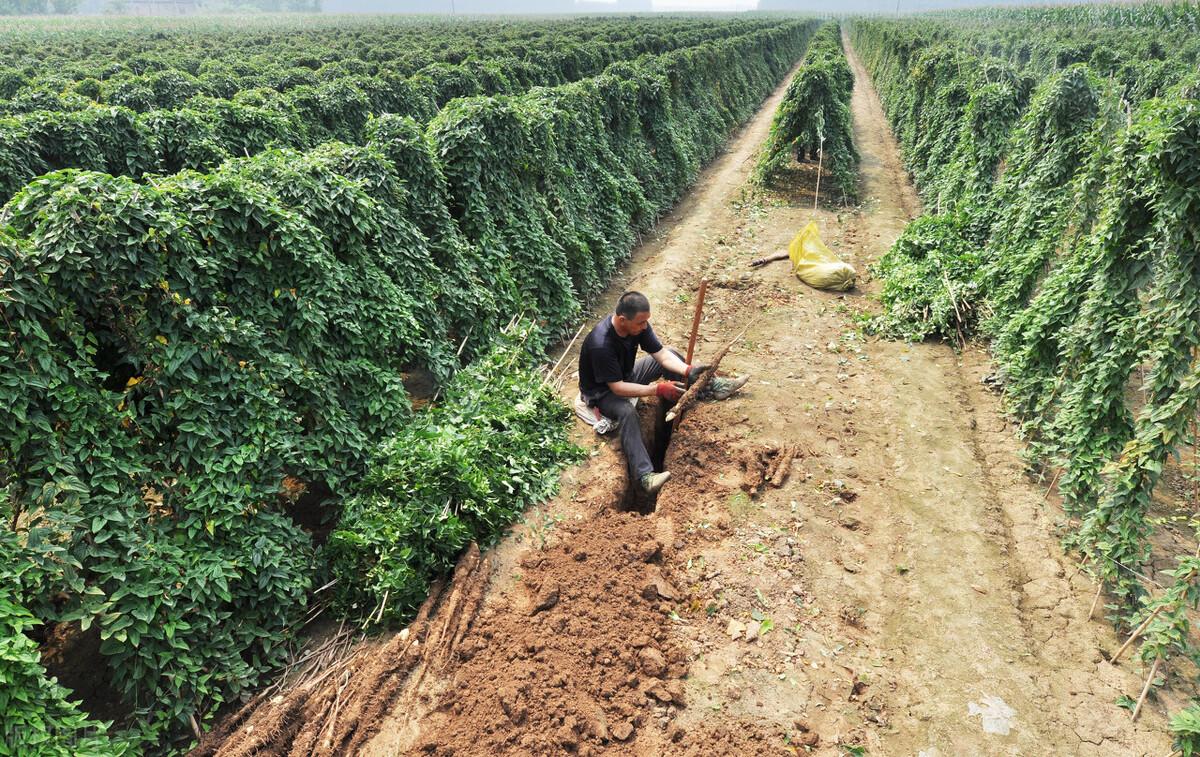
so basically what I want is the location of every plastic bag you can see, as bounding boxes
[787,221,857,291]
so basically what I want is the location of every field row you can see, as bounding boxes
[854,5,1200,746]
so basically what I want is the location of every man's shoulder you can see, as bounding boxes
[582,317,613,350]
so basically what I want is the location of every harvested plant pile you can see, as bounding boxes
[0,15,820,753]
[853,3,1200,745]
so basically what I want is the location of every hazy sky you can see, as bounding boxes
[651,0,758,9]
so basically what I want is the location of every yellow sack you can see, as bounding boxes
[788,221,857,292]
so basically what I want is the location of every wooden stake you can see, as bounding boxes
[1088,583,1105,620]
[685,279,709,365]
[1111,606,1163,664]
[1131,657,1160,721]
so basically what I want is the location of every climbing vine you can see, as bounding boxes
[755,23,859,201]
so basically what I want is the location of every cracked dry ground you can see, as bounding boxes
[202,40,1177,757]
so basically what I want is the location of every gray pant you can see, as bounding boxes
[594,348,685,481]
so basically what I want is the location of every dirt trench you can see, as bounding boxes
[200,38,1177,757]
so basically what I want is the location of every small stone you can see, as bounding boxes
[641,578,678,601]
[726,619,746,639]
[745,622,761,643]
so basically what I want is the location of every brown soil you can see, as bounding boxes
[39,622,128,725]
[197,36,1178,756]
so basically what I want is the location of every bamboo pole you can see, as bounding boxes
[1111,606,1163,664]
[685,279,709,365]
[813,137,824,211]
[1088,583,1105,620]
[546,321,586,385]
[1131,657,1160,721]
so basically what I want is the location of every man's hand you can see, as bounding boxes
[655,381,685,402]
[686,363,712,387]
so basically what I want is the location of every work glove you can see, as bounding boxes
[655,381,685,402]
[685,363,712,388]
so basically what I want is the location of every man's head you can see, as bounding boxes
[613,291,651,337]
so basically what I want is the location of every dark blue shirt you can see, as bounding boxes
[578,316,663,405]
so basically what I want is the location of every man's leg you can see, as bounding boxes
[595,392,653,482]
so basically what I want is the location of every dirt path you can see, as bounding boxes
[202,38,1177,757]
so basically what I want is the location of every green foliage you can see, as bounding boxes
[0,16,800,206]
[1171,703,1200,757]
[755,23,858,201]
[326,325,583,625]
[0,15,819,752]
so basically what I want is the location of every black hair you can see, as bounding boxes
[615,291,650,319]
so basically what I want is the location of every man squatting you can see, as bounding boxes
[575,291,748,495]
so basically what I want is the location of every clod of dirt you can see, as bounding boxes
[727,619,746,639]
[665,680,687,705]
[556,724,578,750]
[646,680,686,706]
[612,721,635,741]
[583,708,610,741]
[638,539,663,563]
[839,516,861,530]
[796,731,820,747]
[499,687,528,725]
[637,647,667,677]
[640,575,678,601]
[530,584,560,615]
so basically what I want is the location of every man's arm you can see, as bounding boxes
[607,379,658,398]
[650,347,690,377]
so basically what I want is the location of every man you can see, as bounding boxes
[576,291,748,495]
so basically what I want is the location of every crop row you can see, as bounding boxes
[0,18,785,205]
[0,16,780,107]
[852,9,1200,749]
[0,18,819,753]
[755,21,858,200]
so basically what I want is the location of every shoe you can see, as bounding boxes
[703,375,749,401]
[640,471,671,495]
